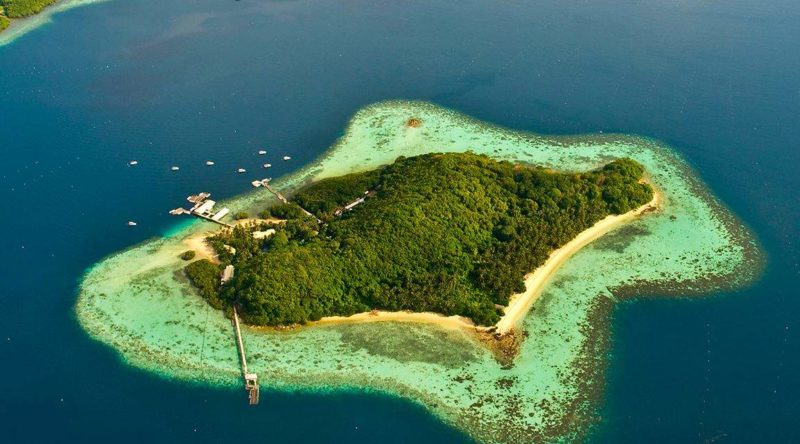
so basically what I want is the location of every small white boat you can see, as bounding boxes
[258,150,267,155]
[129,160,138,166]
[282,156,291,161]
[127,221,137,226]
[263,163,272,168]
[251,180,262,187]
[171,166,180,171]
[237,168,246,173]
[206,161,215,166]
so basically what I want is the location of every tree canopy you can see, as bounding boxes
[186,153,653,326]
[1,0,57,19]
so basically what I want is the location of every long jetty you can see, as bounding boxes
[262,182,322,224]
[232,306,259,405]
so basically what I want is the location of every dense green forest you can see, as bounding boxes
[1,0,56,19]
[185,259,223,309]
[292,169,383,220]
[186,153,653,327]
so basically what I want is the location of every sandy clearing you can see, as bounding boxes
[183,231,219,264]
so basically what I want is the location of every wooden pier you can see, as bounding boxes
[194,212,234,228]
[169,192,234,228]
[232,306,259,405]
[261,182,322,224]
[261,182,289,204]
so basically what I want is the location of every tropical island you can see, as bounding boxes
[186,153,654,331]
[76,101,761,443]
[0,0,56,31]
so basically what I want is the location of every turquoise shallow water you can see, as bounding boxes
[1,0,798,442]
[75,101,759,442]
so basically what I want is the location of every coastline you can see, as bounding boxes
[75,100,762,443]
[496,183,662,334]
[183,231,218,264]
[186,178,661,337]
[182,217,283,264]
[0,0,110,47]
[305,183,662,335]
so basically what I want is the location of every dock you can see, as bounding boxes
[232,306,259,405]
[260,180,322,224]
[170,192,234,228]
[259,181,288,204]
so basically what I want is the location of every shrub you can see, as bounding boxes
[212,153,653,327]
[185,260,224,309]
[2,0,58,18]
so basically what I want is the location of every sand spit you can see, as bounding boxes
[301,185,662,336]
[496,185,662,334]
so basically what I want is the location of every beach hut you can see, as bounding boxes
[221,265,235,284]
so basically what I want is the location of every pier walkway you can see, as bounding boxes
[195,212,234,228]
[262,182,322,224]
[232,306,259,405]
[169,192,234,228]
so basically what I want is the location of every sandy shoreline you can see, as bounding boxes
[495,185,662,333]
[185,184,661,334]
[310,310,476,330]
[183,233,218,263]
[182,218,283,264]
[314,183,662,333]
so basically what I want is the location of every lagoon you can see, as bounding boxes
[1,0,798,442]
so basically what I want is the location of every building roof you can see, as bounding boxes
[194,200,216,215]
[221,265,235,283]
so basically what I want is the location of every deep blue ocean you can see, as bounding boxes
[1,0,798,442]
